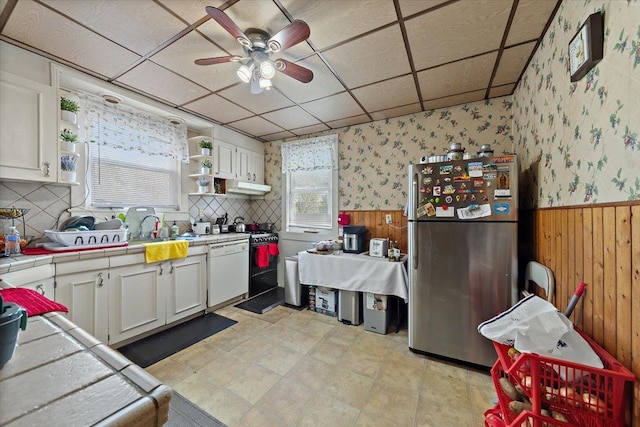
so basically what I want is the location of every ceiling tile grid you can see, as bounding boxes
[0,0,560,141]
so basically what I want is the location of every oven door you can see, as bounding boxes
[250,269,278,297]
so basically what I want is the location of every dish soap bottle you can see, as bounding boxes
[170,221,179,239]
[5,226,21,256]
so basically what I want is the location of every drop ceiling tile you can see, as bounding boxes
[44,0,188,56]
[506,0,558,46]
[302,92,365,123]
[116,60,209,106]
[370,103,422,121]
[262,106,320,130]
[291,123,331,136]
[423,89,486,110]
[157,0,224,25]
[280,0,398,50]
[406,0,512,70]
[218,84,294,115]
[150,30,239,91]
[398,0,451,18]
[261,131,296,142]
[418,52,497,100]
[327,115,370,129]
[183,93,253,124]
[322,25,412,88]
[352,75,419,112]
[229,116,284,137]
[492,42,536,86]
[489,84,516,98]
[272,55,345,104]
[2,0,140,78]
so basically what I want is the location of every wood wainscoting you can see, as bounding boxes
[340,210,408,253]
[522,202,639,426]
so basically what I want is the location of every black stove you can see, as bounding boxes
[248,232,279,297]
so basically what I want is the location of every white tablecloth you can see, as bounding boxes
[297,251,409,301]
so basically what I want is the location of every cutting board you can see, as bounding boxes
[124,207,156,239]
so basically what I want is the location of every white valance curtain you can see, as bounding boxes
[281,134,338,173]
[81,93,189,163]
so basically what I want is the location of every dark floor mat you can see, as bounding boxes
[167,391,226,427]
[117,313,236,368]
[235,287,284,314]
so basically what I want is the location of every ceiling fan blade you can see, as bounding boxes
[267,20,310,52]
[195,55,244,65]
[205,6,252,48]
[274,59,313,83]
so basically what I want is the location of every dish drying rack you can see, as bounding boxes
[0,207,29,237]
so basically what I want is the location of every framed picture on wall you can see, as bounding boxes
[569,11,604,82]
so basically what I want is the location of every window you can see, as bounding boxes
[281,134,338,233]
[81,93,188,209]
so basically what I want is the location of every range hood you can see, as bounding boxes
[225,180,271,196]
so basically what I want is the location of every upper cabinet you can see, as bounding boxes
[213,139,236,180]
[0,71,58,182]
[237,147,264,184]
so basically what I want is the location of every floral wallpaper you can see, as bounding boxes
[514,0,640,208]
[263,97,515,210]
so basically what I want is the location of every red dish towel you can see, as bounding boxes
[0,287,68,316]
[268,243,279,256]
[256,245,269,269]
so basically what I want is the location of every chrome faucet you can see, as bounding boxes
[139,215,161,239]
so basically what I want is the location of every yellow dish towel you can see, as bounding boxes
[144,240,189,263]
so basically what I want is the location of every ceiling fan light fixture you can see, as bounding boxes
[237,64,253,83]
[260,61,275,79]
[259,78,273,90]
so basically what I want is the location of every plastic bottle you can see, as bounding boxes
[5,226,21,256]
[170,221,179,238]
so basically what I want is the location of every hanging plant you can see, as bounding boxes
[199,139,213,149]
[197,176,210,186]
[60,128,78,143]
[60,97,79,113]
[60,154,77,171]
[201,159,213,169]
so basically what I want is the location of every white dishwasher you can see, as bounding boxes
[208,240,249,307]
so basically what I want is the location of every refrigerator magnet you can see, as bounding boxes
[425,203,436,216]
[436,206,455,217]
[443,185,455,195]
[468,162,483,177]
[494,203,510,214]
[416,205,427,218]
[433,186,441,196]
[445,196,453,204]
[439,165,453,175]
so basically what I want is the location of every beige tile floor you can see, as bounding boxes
[146,304,496,427]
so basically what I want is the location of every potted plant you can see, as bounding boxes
[60,154,77,182]
[201,158,212,174]
[199,139,212,155]
[60,97,79,124]
[197,176,210,193]
[60,128,78,153]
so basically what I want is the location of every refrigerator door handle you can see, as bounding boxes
[411,172,418,269]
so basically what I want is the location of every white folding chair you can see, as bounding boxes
[522,261,554,302]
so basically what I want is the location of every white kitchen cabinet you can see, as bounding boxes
[54,259,110,343]
[236,147,264,184]
[108,261,166,345]
[0,70,58,182]
[0,264,55,298]
[165,250,206,324]
[213,139,236,179]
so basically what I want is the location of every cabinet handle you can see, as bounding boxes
[43,162,50,177]
[247,173,251,180]
[36,284,45,295]
[170,262,174,274]
[159,264,163,276]
[97,272,104,287]
[253,173,256,181]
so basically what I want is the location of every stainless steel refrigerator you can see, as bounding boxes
[407,155,518,368]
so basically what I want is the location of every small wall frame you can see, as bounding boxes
[569,11,604,82]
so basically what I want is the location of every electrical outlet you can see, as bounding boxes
[385,214,392,224]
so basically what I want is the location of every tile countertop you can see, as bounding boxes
[0,313,172,426]
[0,233,250,274]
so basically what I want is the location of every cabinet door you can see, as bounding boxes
[236,147,251,182]
[166,254,206,324]
[108,263,165,345]
[0,71,57,182]
[251,151,265,184]
[213,140,236,179]
[55,270,109,343]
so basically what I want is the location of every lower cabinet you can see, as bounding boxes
[54,258,110,343]
[166,251,207,324]
[53,249,207,346]
[108,261,166,345]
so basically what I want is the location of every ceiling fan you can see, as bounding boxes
[195,6,314,94]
